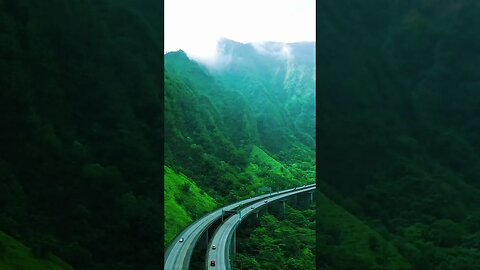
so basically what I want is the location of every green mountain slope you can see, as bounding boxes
[210,39,316,152]
[317,193,410,269]
[318,0,480,268]
[0,231,72,270]
[164,53,253,201]
[246,145,298,191]
[164,48,315,198]
[1,1,163,268]
[164,166,217,245]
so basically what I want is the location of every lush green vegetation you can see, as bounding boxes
[317,0,480,268]
[233,206,316,270]
[245,145,297,190]
[164,166,217,245]
[316,193,410,269]
[1,0,162,268]
[0,231,72,270]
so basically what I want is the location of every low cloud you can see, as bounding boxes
[251,42,292,59]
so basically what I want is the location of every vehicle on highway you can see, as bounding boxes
[212,244,216,250]
[250,206,254,209]
[179,238,184,243]
[210,260,216,266]
[264,200,268,203]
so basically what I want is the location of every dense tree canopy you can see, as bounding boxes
[1,0,162,268]
[317,0,480,268]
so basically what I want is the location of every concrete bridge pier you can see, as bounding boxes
[198,229,209,249]
[229,231,237,258]
[279,199,287,215]
[233,231,236,256]
[309,191,314,203]
[205,230,209,247]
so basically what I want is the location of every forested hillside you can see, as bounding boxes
[211,39,316,152]
[318,0,480,268]
[1,1,163,269]
[164,41,317,203]
[0,231,72,270]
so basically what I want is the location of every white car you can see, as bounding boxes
[179,238,184,243]
[212,244,216,250]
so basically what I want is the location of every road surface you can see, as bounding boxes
[206,185,316,269]
[164,184,315,269]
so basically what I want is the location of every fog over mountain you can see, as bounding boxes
[205,39,316,151]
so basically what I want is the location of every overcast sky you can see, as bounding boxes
[164,0,315,59]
